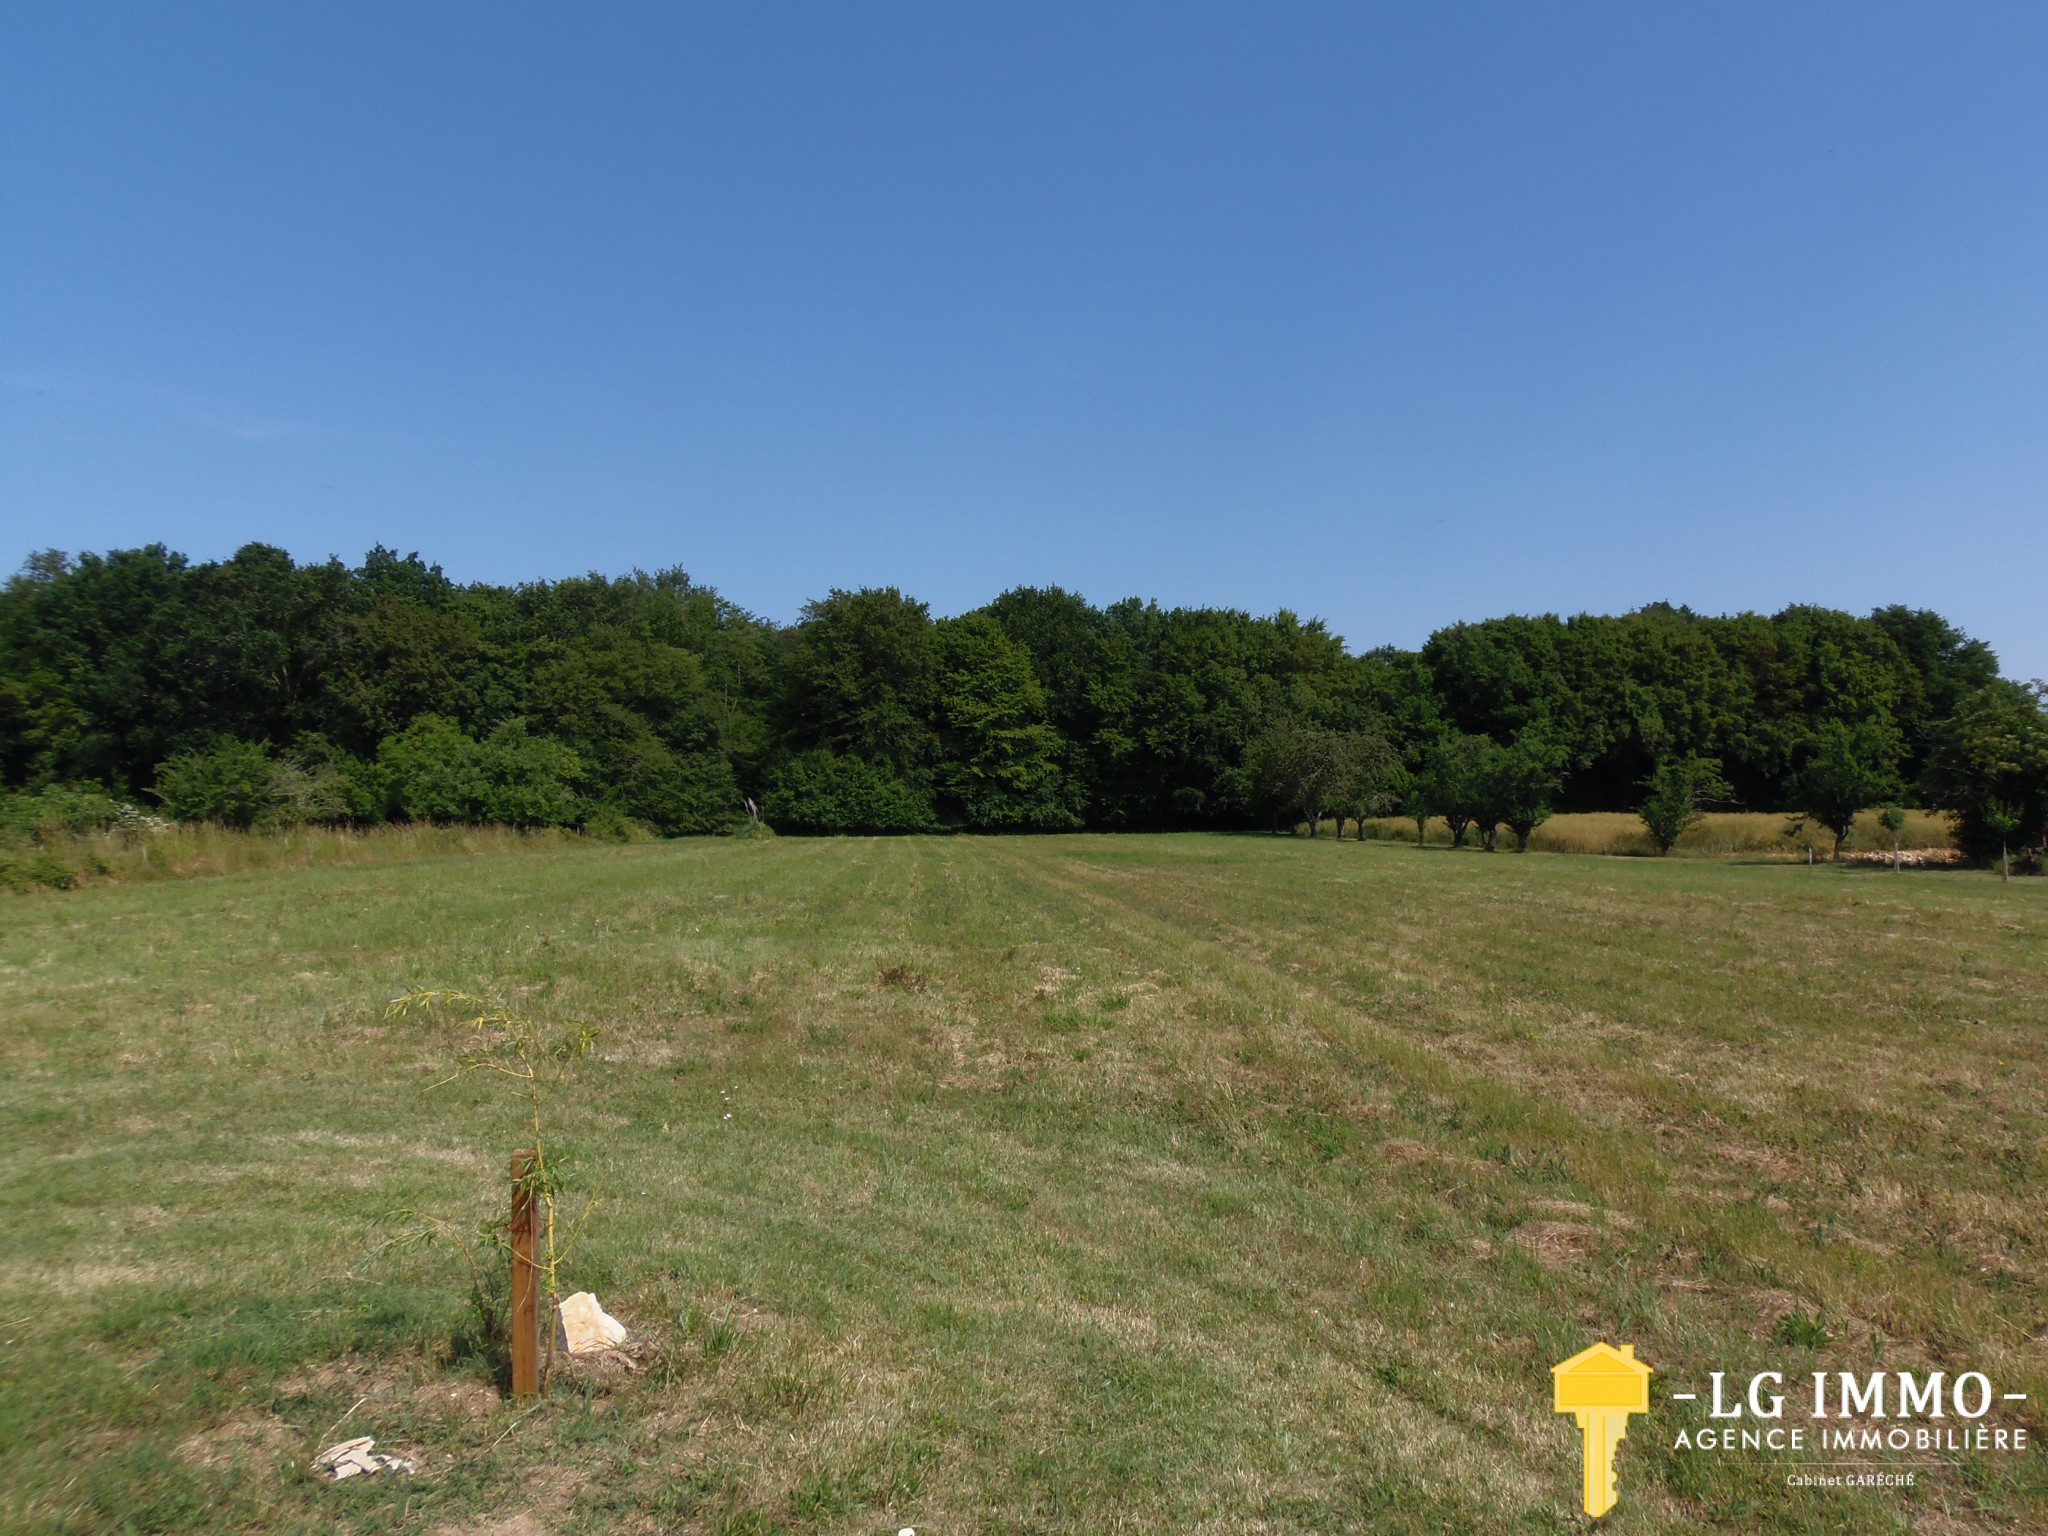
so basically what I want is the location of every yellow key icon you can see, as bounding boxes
[1552,1343,1652,1517]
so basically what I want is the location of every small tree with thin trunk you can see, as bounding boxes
[1638,756,1732,855]
[1983,800,2020,882]
[1400,758,1431,847]
[1876,805,1907,871]
[1329,733,1404,843]
[383,990,600,1388]
[1788,719,1904,862]
[1419,733,1491,849]
[1474,730,1567,853]
[1247,721,1356,838]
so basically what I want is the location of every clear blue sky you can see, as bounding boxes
[5,4,2045,677]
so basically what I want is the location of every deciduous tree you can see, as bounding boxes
[1417,733,1493,849]
[1924,680,2048,870]
[1330,732,1405,842]
[1638,756,1732,855]
[1486,730,1569,852]
[932,614,1079,830]
[1787,719,1905,861]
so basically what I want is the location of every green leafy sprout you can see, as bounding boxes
[383,988,602,1383]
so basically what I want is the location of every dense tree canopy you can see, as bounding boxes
[1,543,2037,861]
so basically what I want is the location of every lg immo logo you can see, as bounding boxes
[1552,1341,2035,1517]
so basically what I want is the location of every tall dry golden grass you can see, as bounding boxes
[1352,807,1954,857]
[20,820,592,887]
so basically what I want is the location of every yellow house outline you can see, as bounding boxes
[1552,1341,1651,1413]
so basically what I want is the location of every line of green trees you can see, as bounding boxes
[1,543,2042,864]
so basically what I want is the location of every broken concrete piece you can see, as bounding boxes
[555,1291,628,1355]
[312,1435,416,1480]
[312,1435,372,1470]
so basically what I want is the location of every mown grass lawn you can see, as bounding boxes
[3,835,2043,1535]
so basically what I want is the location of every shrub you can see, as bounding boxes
[0,844,80,892]
[580,804,659,843]
[593,737,737,834]
[476,720,582,829]
[375,716,583,828]
[272,735,384,826]
[264,761,362,827]
[763,751,937,834]
[0,783,131,838]
[153,740,281,829]
[151,739,374,831]
[378,715,486,823]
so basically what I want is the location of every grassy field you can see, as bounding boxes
[0,807,1966,898]
[3,835,2042,1535]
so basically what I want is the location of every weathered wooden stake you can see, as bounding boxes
[509,1149,540,1398]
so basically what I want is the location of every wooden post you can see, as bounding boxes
[509,1150,540,1398]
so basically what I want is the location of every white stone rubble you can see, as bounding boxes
[556,1291,629,1355]
[312,1436,416,1480]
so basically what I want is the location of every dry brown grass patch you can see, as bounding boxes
[1507,1220,1607,1270]
[176,1412,299,1469]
